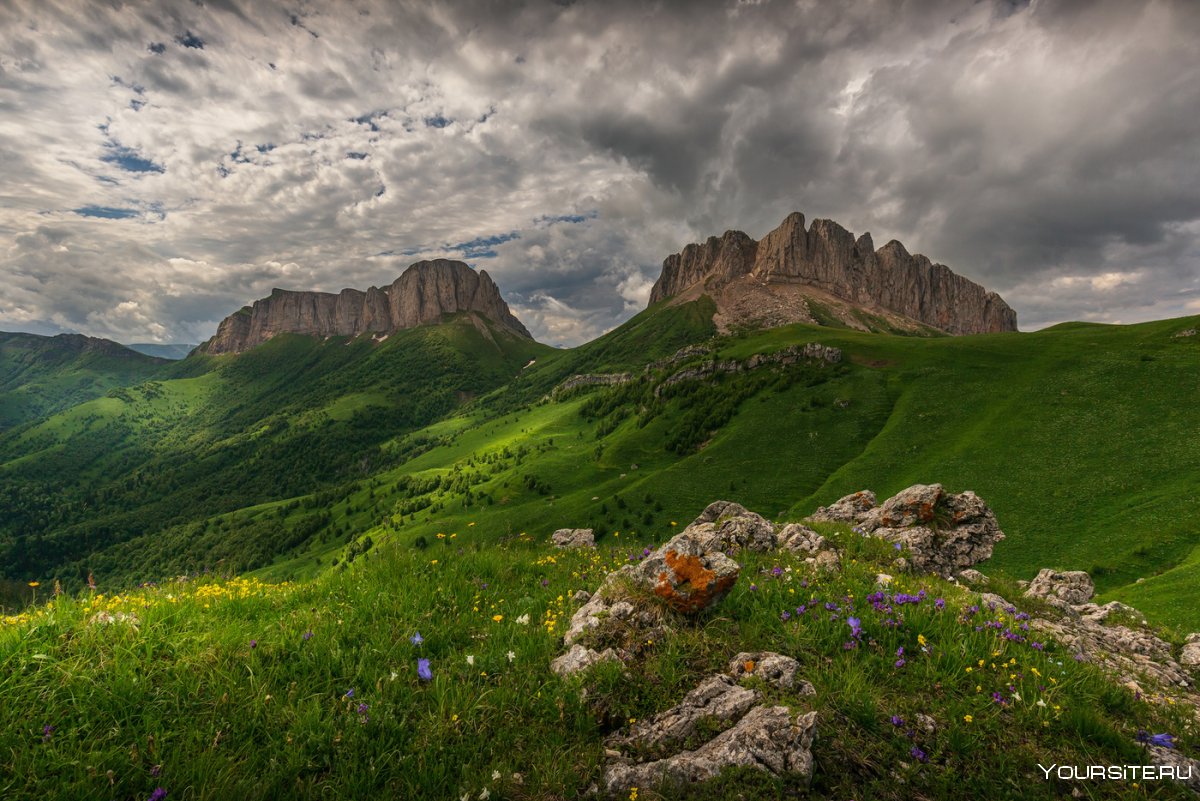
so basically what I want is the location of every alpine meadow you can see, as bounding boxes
[4,2,1200,800]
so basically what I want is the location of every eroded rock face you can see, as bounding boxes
[1025,569,1095,605]
[728,652,811,693]
[809,490,876,524]
[606,675,759,754]
[550,644,618,677]
[686,501,777,552]
[856,484,1005,578]
[1181,634,1200,667]
[604,706,818,796]
[649,212,1017,335]
[551,528,596,549]
[201,260,531,354]
[777,523,827,553]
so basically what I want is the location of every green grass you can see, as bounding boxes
[1,520,1194,800]
[4,304,1200,634]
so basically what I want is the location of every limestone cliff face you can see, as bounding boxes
[202,259,531,355]
[649,212,1017,335]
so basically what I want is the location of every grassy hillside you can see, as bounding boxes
[4,303,1200,633]
[1,520,1193,800]
[0,332,168,431]
[256,310,1199,630]
[0,317,550,593]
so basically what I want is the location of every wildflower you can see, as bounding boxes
[250,640,257,649]
[917,634,927,647]
[150,765,162,777]
[390,670,398,681]
[749,584,757,592]
[895,646,906,668]
[934,598,945,611]
[847,616,862,640]
[344,688,355,699]
[506,651,516,662]
[418,658,432,681]
[963,715,973,723]
[479,789,491,800]
[28,581,39,588]
[149,789,167,801]
[910,745,928,763]
[410,632,424,646]
[629,789,639,801]
[891,715,904,727]
[1137,731,1175,749]
[894,542,902,551]
[492,614,503,622]
[303,631,313,641]
[41,724,54,742]
[451,714,459,722]
[771,566,783,577]
[515,614,530,625]
[492,770,501,781]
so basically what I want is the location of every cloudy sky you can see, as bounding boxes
[1,0,1198,347]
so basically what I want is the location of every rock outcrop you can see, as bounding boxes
[1025,569,1096,606]
[810,484,1005,578]
[200,259,531,354]
[649,212,1017,335]
[551,528,596,549]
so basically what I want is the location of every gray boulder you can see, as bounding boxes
[728,651,812,693]
[552,528,596,549]
[859,484,1005,577]
[606,674,759,753]
[1025,568,1095,605]
[686,500,777,552]
[1180,633,1200,667]
[550,644,618,676]
[777,523,827,553]
[604,707,817,795]
[809,490,876,524]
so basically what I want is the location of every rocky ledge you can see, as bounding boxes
[649,212,1017,335]
[547,486,1200,797]
[200,259,531,355]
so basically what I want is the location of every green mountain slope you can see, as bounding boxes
[0,332,168,431]
[4,301,1200,632]
[0,316,549,587]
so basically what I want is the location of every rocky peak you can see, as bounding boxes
[200,259,531,355]
[648,212,1018,335]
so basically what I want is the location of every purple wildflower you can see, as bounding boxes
[847,616,862,640]
[749,584,758,592]
[148,789,168,801]
[894,542,903,551]
[799,579,808,588]
[410,632,423,646]
[771,566,783,577]
[895,646,906,668]
[934,598,945,611]
[41,724,54,742]
[891,715,904,727]
[541,578,549,587]
[250,640,257,649]
[796,604,806,615]
[303,630,313,641]
[780,611,791,622]
[910,745,928,763]
[1137,731,1175,749]
[992,692,1006,705]
[344,688,355,699]
[418,658,432,681]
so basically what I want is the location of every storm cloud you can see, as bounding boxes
[1,0,1197,346]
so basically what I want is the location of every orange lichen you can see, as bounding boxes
[744,660,756,674]
[653,549,738,613]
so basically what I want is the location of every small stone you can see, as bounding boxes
[728,651,811,692]
[552,528,596,549]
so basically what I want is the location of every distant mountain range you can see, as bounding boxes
[128,343,196,360]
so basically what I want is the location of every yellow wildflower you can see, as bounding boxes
[964,715,973,723]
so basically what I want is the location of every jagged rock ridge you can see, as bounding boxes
[649,212,1018,335]
[201,259,531,355]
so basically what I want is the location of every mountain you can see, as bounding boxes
[201,259,531,355]
[0,332,168,431]
[128,343,197,360]
[649,212,1017,335]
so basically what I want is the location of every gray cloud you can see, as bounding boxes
[1,0,1198,347]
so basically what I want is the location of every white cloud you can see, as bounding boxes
[0,0,1197,345]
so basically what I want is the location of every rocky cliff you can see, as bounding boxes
[200,259,531,355]
[649,213,1017,335]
